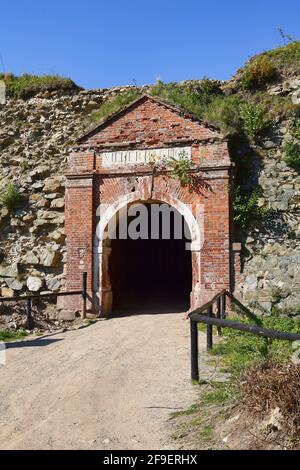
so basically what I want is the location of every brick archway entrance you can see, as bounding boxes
[97,199,196,315]
[62,94,235,319]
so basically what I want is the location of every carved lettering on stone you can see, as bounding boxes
[101,147,192,167]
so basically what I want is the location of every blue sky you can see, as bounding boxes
[0,0,299,89]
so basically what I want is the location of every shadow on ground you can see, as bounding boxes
[6,337,63,349]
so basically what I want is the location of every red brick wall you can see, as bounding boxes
[63,95,234,315]
[62,176,95,311]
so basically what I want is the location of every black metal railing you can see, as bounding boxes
[189,290,300,381]
[0,272,88,330]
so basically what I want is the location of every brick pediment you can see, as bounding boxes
[77,94,223,150]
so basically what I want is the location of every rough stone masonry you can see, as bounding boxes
[0,76,300,320]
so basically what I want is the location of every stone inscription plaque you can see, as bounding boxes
[101,146,192,167]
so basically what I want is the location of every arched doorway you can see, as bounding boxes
[102,201,193,314]
[96,194,202,316]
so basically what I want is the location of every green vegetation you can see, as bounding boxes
[0,183,24,210]
[199,425,214,441]
[252,92,297,120]
[241,56,277,90]
[233,186,269,230]
[283,140,300,170]
[240,102,271,139]
[211,315,300,377]
[262,40,300,72]
[0,73,78,98]
[87,42,300,135]
[84,42,299,240]
[171,404,199,419]
[89,90,140,123]
[170,398,216,445]
[151,81,275,137]
[166,152,195,186]
[151,81,245,134]
[239,41,300,89]
[87,72,293,138]
[151,78,222,113]
[202,381,238,404]
[154,81,245,134]
[0,329,28,342]
[290,115,300,139]
[199,316,299,420]
[172,312,300,448]
[205,95,243,134]
[88,78,245,135]
[282,115,300,170]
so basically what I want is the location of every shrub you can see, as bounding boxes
[241,56,277,89]
[239,42,300,89]
[204,95,243,134]
[89,90,140,123]
[283,141,300,170]
[240,102,271,139]
[166,152,194,186]
[233,186,269,230]
[0,73,78,98]
[181,78,222,107]
[150,79,221,118]
[0,183,24,210]
[150,80,184,102]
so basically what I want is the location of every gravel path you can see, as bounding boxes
[0,313,203,450]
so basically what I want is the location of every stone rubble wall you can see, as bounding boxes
[0,78,300,317]
[236,78,300,316]
[0,85,147,298]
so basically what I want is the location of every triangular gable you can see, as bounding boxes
[77,94,223,147]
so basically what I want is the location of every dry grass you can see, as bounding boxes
[242,56,278,89]
[240,361,300,437]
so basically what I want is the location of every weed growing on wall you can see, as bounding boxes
[88,90,140,123]
[0,183,24,210]
[240,102,271,139]
[290,115,300,140]
[166,152,195,186]
[233,186,269,230]
[283,140,300,170]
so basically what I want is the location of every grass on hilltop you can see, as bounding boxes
[0,73,78,98]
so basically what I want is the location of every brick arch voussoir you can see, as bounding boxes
[96,191,201,251]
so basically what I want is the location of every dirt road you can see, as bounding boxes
[0,313,200,450]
